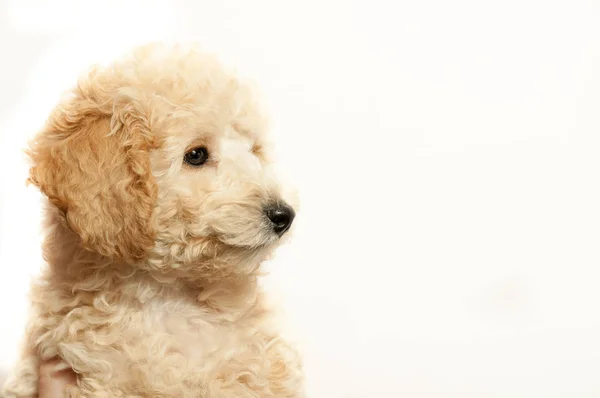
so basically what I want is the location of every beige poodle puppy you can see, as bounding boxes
[2,43,304,397]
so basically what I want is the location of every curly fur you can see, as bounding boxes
[2,43,303,397]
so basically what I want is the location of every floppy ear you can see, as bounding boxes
[27,91,158,263]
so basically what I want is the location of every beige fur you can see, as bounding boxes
[2,43,303,398]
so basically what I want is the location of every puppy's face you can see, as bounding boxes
[28,45,295,279]
[147,79,296,278]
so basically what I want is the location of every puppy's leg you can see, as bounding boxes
[265,337,305,398]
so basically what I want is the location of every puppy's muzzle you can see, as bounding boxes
[264,202,295,236]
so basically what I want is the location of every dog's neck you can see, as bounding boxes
[39,204,262,318]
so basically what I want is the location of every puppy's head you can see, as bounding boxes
[28,44,296,279]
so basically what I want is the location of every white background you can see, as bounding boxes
[1,0,600,396]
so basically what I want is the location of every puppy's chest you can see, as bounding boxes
[44,286,302,396]
[135,298,265,367]
[132,299,302,397]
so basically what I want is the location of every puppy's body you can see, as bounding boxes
[2,45,303,397]
[8,227,300,397]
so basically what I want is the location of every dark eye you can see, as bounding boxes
[184,147,209,166]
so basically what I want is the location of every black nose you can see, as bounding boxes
[265,203,295,236]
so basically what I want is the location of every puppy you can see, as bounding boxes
[2,44,303,397]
